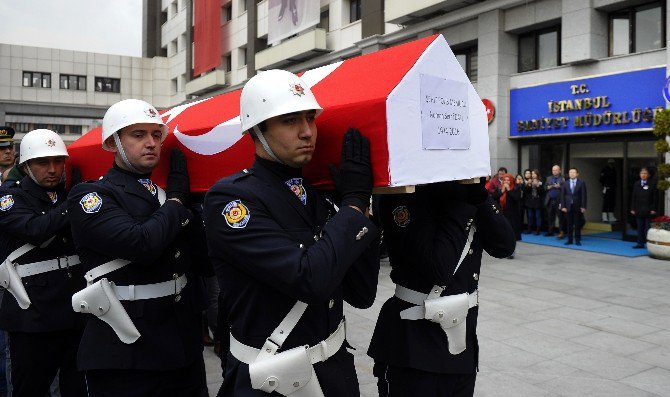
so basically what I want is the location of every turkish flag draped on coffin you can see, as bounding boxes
[67,34,490,193]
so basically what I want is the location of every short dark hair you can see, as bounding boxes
[640,167,649,173]
[569,167,578,173]
[497,167,507,173]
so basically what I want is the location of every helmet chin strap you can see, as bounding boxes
[24,164,39,185]
[252,126,284,165]
[113,133,142,174]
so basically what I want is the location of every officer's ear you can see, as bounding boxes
[105,135,119,153]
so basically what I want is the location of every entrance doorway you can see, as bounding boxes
[518,135,662,241]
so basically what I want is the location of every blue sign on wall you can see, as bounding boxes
[510,67,666,138]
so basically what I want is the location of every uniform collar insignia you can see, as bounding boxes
[47,191,58,204]
[138,178,157,196]
[285,177,307,205]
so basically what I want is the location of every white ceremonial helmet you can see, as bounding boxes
[240,69,322,133]
[19,129,68,165]
[101,99,167,151]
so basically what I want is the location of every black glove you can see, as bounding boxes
[463,177,489,205]
[328,128,373,212]
[166,148,190,205]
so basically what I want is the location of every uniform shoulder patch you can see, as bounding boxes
[392,205,410,227]
[222,199,251,229]
[0,195,14,212]
[80,192,103,214]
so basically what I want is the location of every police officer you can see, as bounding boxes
[67,99,205,396]
[0,129,86,396]
[204,69,380,396]
[368,181,515,396]
[0,126,16,186]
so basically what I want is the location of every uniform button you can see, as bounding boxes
[181,219,190,227]
[468,248,473,255]
[174,295,181,302]
[173,273,179,279]
[299,243,304,249]
[313,235,319,241]
[41,211,45,215]
[174,251,181,259]
[99,176,104,180]
[328,299,334,309]
[62,237,68,243]
[243,169,249,173]
[473,273,479,281]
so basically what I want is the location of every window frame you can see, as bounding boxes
[94,77,121,93]
[22,71,51,88]
[608,1,665,56]
[518,26,561,73]
[453,45,478,83]
[60,74,87,90]
[349,0,361,23]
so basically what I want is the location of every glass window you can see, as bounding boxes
[635,4,663,52]
[518,28,559,72]
[32,73,40,87]
[69,75,78,90]
[455,54,467,73]
[609,2,665,56]
[454,46,478,83]
[60,74,69,89]
[518,34,536,72]
[318,10,329,31]
[23,72,32,87]
[78,76,86,90]
[94,77,121,93]
[610,14,630,56]
[537,30,558,69]
[41,73,51,88]
[350,0,361,23]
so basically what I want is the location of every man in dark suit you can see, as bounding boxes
[544,165,565,236]
[630,167,658,248]
[561,167,587,246]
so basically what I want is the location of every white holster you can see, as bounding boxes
[0,254,31,309]
[396,222,478,355]
[249,345,324,397]
[229,301,346,397]
[71,278,141,344]
[424,292,471,354]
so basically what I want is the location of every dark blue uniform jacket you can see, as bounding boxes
[0,177,84,332]
[68,165,203,371]
[368,184,515,374]
[204,157,380,397]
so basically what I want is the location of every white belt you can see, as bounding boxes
[395,285,478,320]
[16,255,80,278]
[85,259,131,285]
[112,274,187,301]
[230,319,347,365]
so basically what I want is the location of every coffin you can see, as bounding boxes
[67,34,490,193]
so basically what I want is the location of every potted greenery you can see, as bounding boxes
[649,110,670,258]
[647,215,670,259]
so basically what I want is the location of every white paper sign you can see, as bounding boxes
[420,74,470,150]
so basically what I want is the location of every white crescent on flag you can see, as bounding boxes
[172,62,344,155]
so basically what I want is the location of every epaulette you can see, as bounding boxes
[233,168,254,181]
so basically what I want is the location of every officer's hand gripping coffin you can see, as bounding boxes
[66,34,490,191]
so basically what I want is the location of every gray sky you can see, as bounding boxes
[0,0,142,57]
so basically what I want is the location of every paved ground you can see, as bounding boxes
[204,242,670,396]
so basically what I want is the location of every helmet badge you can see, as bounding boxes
[145,107,158,118]
[46,139,56,147]
[289,83,305,97]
